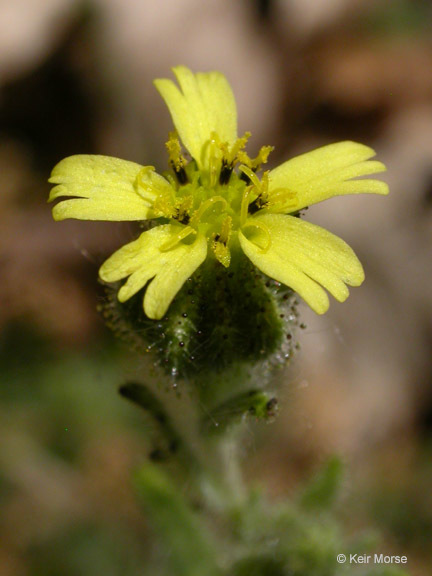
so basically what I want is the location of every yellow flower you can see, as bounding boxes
[48,66,388,320]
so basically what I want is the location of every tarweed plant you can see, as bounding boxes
[49,67,408,576]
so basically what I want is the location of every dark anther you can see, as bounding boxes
[240,171,251,184]
[248,197,266,214]
[177,168,188,184]
[240,166,258,184]
[219,161,233,185]
[179,213,190,225]
[174,208,190,225]
[214,233,226,246]
[171,162,188,184]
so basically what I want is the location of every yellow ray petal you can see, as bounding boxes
[239,213,364,314]
[268,142,388,212]
[99,225,207,320]
[99,228,168,284]
[154,66,237,168]
[144,236,207,320]
[49,155,167,221]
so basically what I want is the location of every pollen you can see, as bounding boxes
[212,215,232,267]
[166,132,188,183]
[160,131,274,263]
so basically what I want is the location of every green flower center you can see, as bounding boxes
[137,132,285,267]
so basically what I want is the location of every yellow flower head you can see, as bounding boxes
[48,66,388,320]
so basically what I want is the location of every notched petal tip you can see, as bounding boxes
[346,262,365,287]
[373,180,390,195]
[48,155,157,222]
[48,184,64,204]
[240,214,366,315]
[48,155,81,184]
[154,65,237,167]
[98,225,207,321]
[98,259,119,283]
[51,201,69,221]
[118,285,133,303]
[268,140,389,211]
[312,295,330,315]
[143,302,160,320]
[143,234,207,320]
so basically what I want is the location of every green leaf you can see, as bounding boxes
[134,463,221,576]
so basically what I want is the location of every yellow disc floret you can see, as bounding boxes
[153,132,275,267]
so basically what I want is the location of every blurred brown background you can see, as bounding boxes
[1,1,432,575]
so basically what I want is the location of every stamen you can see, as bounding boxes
[240,171,251,184]
[218,133,253,185]
[239,165,270,220]
[239,165,261,190]
[152,191,176,218]
[238,145,274,172]
[177,213,190,225]
[166,132,188,184]
[248,197,267,215]
[242,220,272,252]
[219,160,233,185]
[226,132,251,164]
[212,216,232,267]
[160,226,196,252]
[219,215,232,245]
[175,195,194,224]
[251,145,274,170]
[174,165,188,185]
[212,241,231,268]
